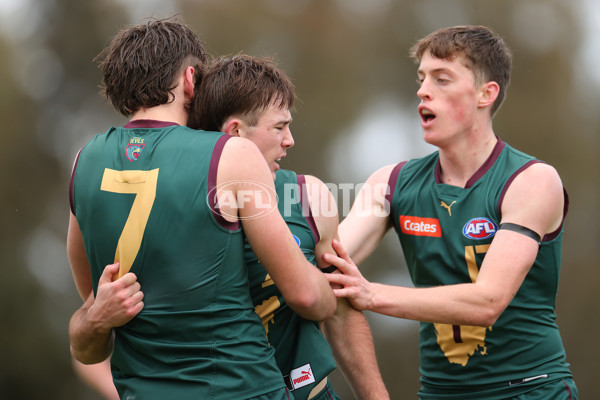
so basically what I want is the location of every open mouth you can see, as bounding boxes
[273,155,285,171]
[420,107,436,124]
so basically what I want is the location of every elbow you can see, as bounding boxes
[472,301,507,327]
[474,310,499,327]
[466,285,514,327]
[288,291,337,321]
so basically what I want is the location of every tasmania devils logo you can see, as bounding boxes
[126,137,145,162]
[462,217,498,240]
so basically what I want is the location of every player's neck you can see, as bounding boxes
[131,102,188,126]
[437,131,498,188]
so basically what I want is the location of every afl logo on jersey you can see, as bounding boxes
[462,218,498,240]
[293,234,301,246]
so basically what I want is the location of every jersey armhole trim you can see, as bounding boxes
[297,174,320,244]
[208,134,240,231]
[386,162,406,225]
[69,148,83,216]
[498,160,541,215]
[543,187,569,242]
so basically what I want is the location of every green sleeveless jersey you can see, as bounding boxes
[387,140,573,399]
[70,120,286,399]
[245,169,337,399]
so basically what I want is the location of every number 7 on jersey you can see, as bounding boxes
[101,168,159,279]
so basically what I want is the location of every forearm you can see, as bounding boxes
[322,299,389,400]
[368,234,538,326]
[69,296,115,364]
[72,358,119,400]
[369,282,501,327]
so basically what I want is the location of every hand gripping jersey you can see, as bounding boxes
[70,120,286,400]
[386,140,574,399]
[245,169,338,399]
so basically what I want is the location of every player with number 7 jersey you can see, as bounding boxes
[70,121,292,399]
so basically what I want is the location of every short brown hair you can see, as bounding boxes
[96,17,207,117]
[410,25,512,116]
[188,54,295,132]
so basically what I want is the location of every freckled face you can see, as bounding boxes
[416,52,481,147]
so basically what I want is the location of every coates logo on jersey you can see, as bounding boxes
[399,216,441,237]
[462,217,498,240]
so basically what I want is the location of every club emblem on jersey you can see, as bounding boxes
[126,138,145,161]
[462,217,498,240]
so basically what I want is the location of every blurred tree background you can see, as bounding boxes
[1,0,598,398]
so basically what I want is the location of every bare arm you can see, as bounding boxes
[327,163,565,327]
[72,357,119,400]
[303,175,389,399]
[322,300,389,400]
[67,213,93,300]
[70,272,142,395]
[218,138,336,321]
[67,213,115,363]
[339,165,395,265]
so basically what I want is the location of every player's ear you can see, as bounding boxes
[222,118,243,137]
[478,81,499,109]
[182,66,196,99]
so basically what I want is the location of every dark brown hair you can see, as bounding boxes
[95,17,207,117]
[188,54,295,132]
[410,25,512,116]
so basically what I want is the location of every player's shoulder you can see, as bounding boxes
[512,161,563,191]
[301,175,335,204]
[219,136,271,180]
[221,136,263,162]
[366,163,401,185]
[273,170,329,195]
[302,174,327,188]
[502,142,561,184]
